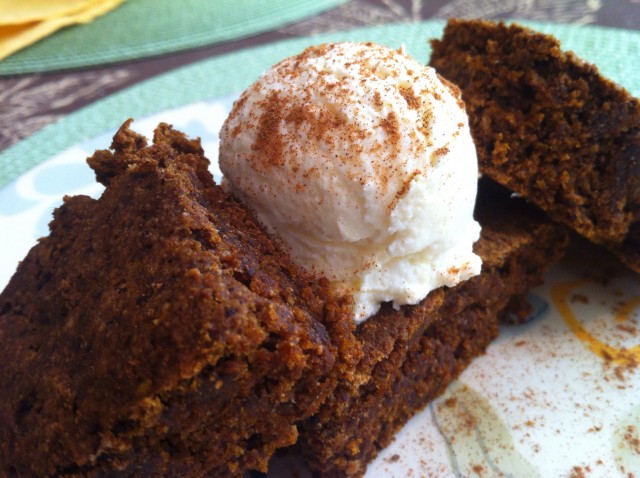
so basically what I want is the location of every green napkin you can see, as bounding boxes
[0,0,347,75]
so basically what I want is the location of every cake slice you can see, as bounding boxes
[295,178,568,477]
[0,121,356,477]
[429,18,640,273]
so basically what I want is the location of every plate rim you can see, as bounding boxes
[1,19,639,191]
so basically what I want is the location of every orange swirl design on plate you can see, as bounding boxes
[551,280,640,366]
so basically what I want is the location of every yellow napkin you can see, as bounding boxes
[0,0,126,62]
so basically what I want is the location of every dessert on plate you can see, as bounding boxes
[0,35,577,478]
[430,18,640,274]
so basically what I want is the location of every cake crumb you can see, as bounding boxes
[571,293,589,304]
[569,466,587,478]
[443,396,458,408]
[472,464,485,475]
[624,425,640,454]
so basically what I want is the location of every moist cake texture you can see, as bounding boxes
[295,178,569,477]
[0,121,355,477]
[430,18,640,273]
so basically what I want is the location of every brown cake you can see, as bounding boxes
[0,121,357,477]
[429,18,640,273]
[295,178,569,477]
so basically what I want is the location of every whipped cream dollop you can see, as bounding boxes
[219,42,481,323]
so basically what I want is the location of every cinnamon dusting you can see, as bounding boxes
[381,111,400,144]
[399,86,420,110]
[252,91,286,169]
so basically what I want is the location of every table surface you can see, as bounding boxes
[1,0,639,153]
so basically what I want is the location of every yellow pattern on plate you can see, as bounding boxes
[552,279,640,367]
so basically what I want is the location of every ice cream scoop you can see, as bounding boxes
[219,42,481,323]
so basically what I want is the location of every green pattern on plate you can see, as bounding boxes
[0,0,347,75]
[1,20,639,189]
